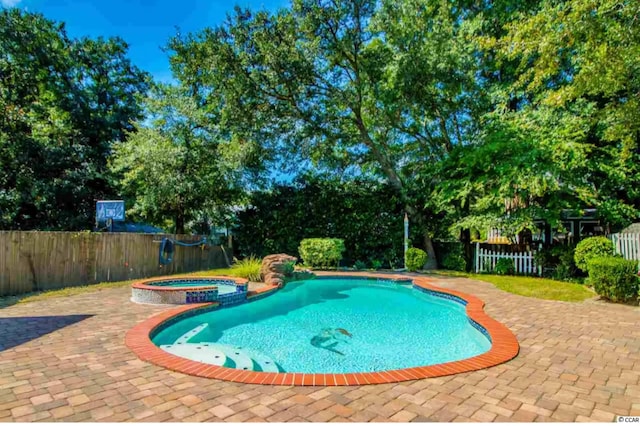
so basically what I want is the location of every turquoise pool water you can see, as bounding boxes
[152,278,491,373]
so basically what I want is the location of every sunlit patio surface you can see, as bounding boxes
[0,273,638,422]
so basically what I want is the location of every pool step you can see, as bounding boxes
[163,324,278,372]
[214,345,254,371]
[236,347,280,373]
[160,342,279,372]
[174,323,208,344]
[160,343,226,366]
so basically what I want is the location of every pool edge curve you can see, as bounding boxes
[125,272,519,386]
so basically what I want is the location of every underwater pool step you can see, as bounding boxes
[159,343,227,366]
[160,341,279,372]
[213,345,254,371]
[174,323,208,344]
[235,347,280,373]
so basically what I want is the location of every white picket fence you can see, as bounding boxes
[610,233,640,267]
[474,243,541,275]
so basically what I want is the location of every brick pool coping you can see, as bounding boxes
[125,273,519,386]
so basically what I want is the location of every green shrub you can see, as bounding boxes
[552,245,578,280]
[433,241,465,267]
[405,248,428,272]
[230,256,262,281]
[283,260,295,276]
[441,253,466,271]
[574,237,614,273]
[353,260,367,270]
[587,256,639,302]
[495,258,515,275]
[298,238,346,269]
[370,259,383,270]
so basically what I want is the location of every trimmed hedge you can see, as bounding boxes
[406,247,428,272]
[587,256,639,302]
[574,236,614,273]
[299,238,345,268]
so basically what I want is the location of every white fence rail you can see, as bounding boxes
[474,243,541,275]
[610,233,640,266]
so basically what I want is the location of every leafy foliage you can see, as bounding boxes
[353,260,368,270]
[165,0,494,266]
[299,238,346,269]
[434,241,467,271]
[0,9,149,230]
[405,248,428,272]
[232,177,408,267]
[442,253,466,272]
[109,84,247,234]
[494,258,516,276]
[574,237,615,273]
[283,261,296,276]
[436,0,640,232]
[229,256,262,281]
[587,257,639,302]
[370,259,383,270]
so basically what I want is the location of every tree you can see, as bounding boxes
[442,0,640,233]
[166,0,486,267]
[0,9,150,230]
[110,84,251,234]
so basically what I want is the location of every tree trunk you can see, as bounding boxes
[175,209,185,235]
[405,204,438,269]
[460,228,472,272]
[422,232,438,270]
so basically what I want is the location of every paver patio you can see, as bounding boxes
[0,274,638,422]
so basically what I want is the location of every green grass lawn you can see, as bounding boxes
[1,265,595,307]
[0,267,237,307]
[433,270,595,302]
[0,258,264,307]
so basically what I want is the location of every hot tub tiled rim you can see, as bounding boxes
[125,273,520,385]
[131,275,249,292]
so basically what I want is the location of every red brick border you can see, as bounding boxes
[125,273,519,385]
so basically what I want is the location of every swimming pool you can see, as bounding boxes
[152,277,491,374]
[126,273,519,385]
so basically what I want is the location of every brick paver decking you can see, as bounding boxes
[1,274,638,422]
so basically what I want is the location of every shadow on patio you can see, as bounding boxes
[0,315,94,352]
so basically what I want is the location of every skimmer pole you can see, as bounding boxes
[404,212,409,269]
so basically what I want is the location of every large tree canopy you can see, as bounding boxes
[439,0,640,235]
[109,83,257,234]
[3,1,639,266]
[0,9,150,230]
[167,0,488,264]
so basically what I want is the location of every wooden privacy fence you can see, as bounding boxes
[0,231,231,297]
[474,243,541,275]
[610,232,640,268]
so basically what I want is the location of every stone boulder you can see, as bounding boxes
[260,254,297,288]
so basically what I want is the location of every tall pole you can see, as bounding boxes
[404,212,409,270]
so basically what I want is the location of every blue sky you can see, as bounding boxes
[1,0,289,83]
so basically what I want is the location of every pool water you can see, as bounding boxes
[152,278,491,373]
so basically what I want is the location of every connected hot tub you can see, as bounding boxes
[131,276,249,305]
